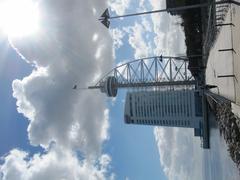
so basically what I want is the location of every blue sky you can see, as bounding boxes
[0,1,166,179]
[0,1,237,180]
[0,46,164,178]
[0,0,194,180]
[104,3,168,179]
[0,39,42,156]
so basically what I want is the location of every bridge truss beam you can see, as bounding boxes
[89,56,196,91]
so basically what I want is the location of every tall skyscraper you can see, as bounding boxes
[124,89,203,129]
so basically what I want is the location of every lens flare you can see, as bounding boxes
[0,0,40,38]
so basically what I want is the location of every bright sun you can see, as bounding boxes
[0,0,40,38]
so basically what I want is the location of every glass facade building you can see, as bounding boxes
[124,89,203,128]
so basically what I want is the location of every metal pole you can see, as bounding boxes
[109,3,209,19]
[88,80,196,89]
[100,0,239,28]
[202,89,210,149]
[108,1,238,20]
[169,58,173,82]
[184,61,187,80]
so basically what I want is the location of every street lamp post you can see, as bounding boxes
[99,0,240,28]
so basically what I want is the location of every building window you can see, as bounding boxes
[130,105,133,116]
[135,102,137,116]
[137,104,140,117]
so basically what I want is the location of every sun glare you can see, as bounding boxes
[0,0,40,38]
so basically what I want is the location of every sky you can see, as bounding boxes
[0,0,204,180]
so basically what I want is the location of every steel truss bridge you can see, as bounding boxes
[88,56,196,93]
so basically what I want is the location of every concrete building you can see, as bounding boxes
[205,3,240,115]
[124,89,203,129]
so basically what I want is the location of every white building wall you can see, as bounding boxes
[124,90,202,128]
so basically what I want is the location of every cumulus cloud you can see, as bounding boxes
[9,0,113,157]
[0,147,113,180]
[124,23,152,59]
[141,17,152,32]
[154,125,240,180]
[149,0,185,55]
[108,0,130,15]
[147,1,195,178]
[1,0,115,179]
[109,0,188,177]
[154,128,203,180]
[112,1,193,179]
[139,0,146,10]
[110,28,125,49]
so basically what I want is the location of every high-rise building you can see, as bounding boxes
[124,89,203,129]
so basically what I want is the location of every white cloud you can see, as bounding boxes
[9,0,113,157]
[0,147,113,180]
[154,128,203,180]
[148,0,185,56]
[154,126,240,180]
[108,0,130,15]
[141,17,152,32]
[124,23,152,59]
[106,1,188,179]
[111,28,125,49]
[139,0,146,9]
[149,0,165,10]
[1,0,115,179]
[145,2,201,178]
